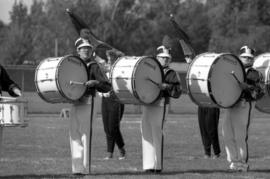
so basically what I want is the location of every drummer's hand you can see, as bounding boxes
[85,80,99,87]
[159,83,170,90]
[13,87,22,96]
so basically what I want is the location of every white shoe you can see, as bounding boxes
[229,162,240,171]
[238,163,249,172]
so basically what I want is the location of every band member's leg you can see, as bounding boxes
[0,127,3,157]
[141,106,155,170]
[69,104,85,174]
[233,101,254,164]
[141,105,166,170]
[223,107,238,164]
[69,99,96,174]
[206,108,221,156]
[198,107,211,156]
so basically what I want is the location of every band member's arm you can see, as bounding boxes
[0,66,21,97]
[87,63,111,93]
[162,70,182,98]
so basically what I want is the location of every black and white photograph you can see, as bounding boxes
[0,0,270,178]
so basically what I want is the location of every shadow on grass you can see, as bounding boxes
[0,174,80,179]
[1,169,270,178]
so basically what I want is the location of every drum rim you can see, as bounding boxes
[34,57,57,103]
[186,53,246,108]
[208,53,246,108]
[34,55,88,103]
[186,53,214,107]
[110,56,164,105]
[55,55,88,102]
[131,56,164,105]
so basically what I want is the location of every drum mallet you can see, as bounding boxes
[231,71,241,84]
[70,81,85,86]
[146,78,160,88]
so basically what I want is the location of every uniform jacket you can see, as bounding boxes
[0,65,20,97]
[242,67,265,102]
[83,58,111,97]
[162,67,182,104]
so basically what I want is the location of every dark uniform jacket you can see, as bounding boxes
[83,58,111,97]
[242,67,265,102]
[0,65,20,97]
[162,67,182,104]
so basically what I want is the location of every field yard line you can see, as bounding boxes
[122,120,180,124]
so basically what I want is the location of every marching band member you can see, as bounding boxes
[0,65,22,156]
[69,37,111,175]
[222,46,265,171]
[141,46,182,173]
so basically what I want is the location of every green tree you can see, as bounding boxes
[2,1,32,64]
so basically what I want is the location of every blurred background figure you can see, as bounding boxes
[99,50,126,160]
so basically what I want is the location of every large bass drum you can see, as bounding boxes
[187,53,245,108]
[35,55,88,103]
[253,53,270,113]
[111,56,163,105]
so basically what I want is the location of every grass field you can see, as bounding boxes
[0,111,270,179]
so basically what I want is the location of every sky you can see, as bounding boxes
[0,0,33,24]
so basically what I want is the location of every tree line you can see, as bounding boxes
[0,0,269,65]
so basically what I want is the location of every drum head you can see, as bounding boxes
[57,56,88,101]
[209,54,245,108]
[132,57,163,104]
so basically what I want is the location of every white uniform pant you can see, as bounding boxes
[69,97,96,174]
[222,100,255,164]
[141,103,168,170]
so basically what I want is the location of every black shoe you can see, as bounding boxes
[144,169,162,173]
[153,169,162,173]
[73,173,85,176]
[144,169,155,173]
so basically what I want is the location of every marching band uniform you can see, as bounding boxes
[141,46,181,173]
[69,38,111,174]
[222,46,265,171]
[0,65,22,156]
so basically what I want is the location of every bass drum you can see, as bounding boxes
[187,53,245,108]
[35,55,88,103]
[253,53,270,113]
[111,56,163,105]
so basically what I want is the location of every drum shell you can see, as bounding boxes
[253,53,270,113]
[0,101,27,127]
[35,55,88,103]
[186,53,245,108]
[111,56,163,105]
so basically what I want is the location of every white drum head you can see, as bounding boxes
[209,54,245,107]
[57,56,88,101]
[133,57,163,104]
